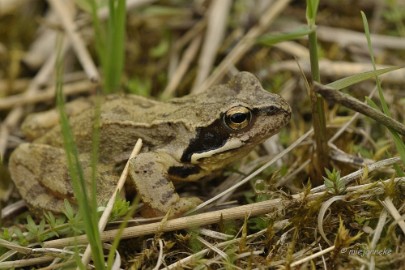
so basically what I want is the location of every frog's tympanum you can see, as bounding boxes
[9,72,291,217]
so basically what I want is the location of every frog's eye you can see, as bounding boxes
[224,106,252,130]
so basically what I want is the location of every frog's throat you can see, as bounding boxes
[190,138,243,164]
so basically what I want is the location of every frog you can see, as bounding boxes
[8,72,291,217]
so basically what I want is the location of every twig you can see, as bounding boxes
[273,41,309,59]
[0,239,32,254]
[167,20,206,79]
[381,197,405,235]
[363,206,387,270]
[0,80,94,110]
[0,200,26,219]
[161,35,202,98]
[314,83,405,136]
[0,256,55,269]
[152,239,164,270]
[42,176,405,249]
[43,196,302,248]
[270,60,405,84]
[290,246,335,267]
[197,236,228,260]
[317,25,405,50]
[47,0,99,82]
[310,157,401,193]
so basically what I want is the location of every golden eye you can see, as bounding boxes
[224,106,252,130]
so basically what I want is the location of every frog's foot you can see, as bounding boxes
[140,196,202,218]
[129,152,203,218]
[171,196,202,216]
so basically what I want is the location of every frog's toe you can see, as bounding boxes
[140,196,202,218]
[171,196,202,216]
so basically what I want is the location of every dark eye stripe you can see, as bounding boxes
[181,117,229,162]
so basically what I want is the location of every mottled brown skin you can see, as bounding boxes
[9,72,291,217]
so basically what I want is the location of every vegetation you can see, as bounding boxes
[0,0,404,269]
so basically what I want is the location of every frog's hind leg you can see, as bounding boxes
[9,143,74,214]
[129,152,202,217]
[9,143,119,215]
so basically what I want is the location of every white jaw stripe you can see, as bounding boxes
[190,138,243,164]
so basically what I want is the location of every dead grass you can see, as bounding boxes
[1,0,405,269]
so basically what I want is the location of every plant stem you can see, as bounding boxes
[307,0,329,184]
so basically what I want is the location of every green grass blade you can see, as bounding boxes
[104,0,127,93]
[361,11,405,167]
[86,0,126,93]
[305,0,329,180]
[258,26,313,46]
[326,66,402,90]
[306,0,319,25]
[361,11,390,115]
[366,99,405,175]
[90,96,102,216]
[87,0,106,72]
[55,41,105,269]
[106,197,140,268]
[389,132,405,175]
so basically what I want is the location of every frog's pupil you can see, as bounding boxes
[231,113,247,123]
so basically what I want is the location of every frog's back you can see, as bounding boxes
[51,95,195,163]
[101,94,165,124]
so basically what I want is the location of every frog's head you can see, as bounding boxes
[181,72,291,170]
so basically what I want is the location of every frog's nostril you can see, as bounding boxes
[265,105,280,115]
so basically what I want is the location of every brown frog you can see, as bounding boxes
[9,72,291,217]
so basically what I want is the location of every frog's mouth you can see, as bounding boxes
[189,137,243,164]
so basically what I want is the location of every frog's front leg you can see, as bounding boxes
[129,152,202,217]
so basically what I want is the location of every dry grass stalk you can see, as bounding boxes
[41,176,405,250]
[191,0,232,91]
[162,228,269,269]
[0,80,94,110]
[162,35,202,98]
[315,83,405,136]
[47,0,99,82]
[270,60,405,84]
[317,25,405,50]
[194,0,291,93]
